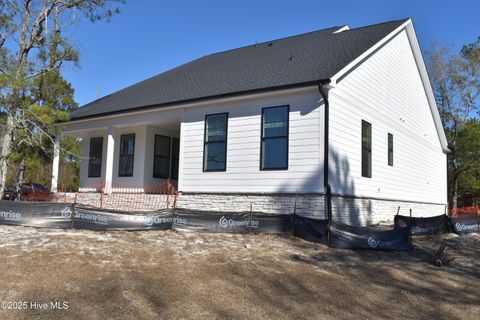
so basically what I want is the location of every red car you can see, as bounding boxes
[19,183,56,202]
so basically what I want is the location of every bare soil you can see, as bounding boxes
[0,226,478,320]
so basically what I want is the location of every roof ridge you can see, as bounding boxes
[344,18,410,32]
[206,19,410,58]
[206,26,343,57]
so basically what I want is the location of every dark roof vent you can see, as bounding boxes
[289,55,295,61]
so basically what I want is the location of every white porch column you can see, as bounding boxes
[50,128,61,192]
[104,127,115,194]
[178,120,185,191]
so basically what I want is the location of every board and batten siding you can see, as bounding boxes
[328,29,447,205]
[180,87,325,193]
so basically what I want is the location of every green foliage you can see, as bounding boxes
[59,136,81,191]
[6,72,81,191]
[0,1,125,192]
[31,71,78,111]
[427,37,480,207]
[455,119,480,204]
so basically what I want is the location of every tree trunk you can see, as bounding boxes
[452,178,458,209]
[0,114,14,199]
[16,158,25,185]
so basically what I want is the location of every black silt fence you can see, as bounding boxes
[2,200,478,249]
[449,216,480,234]
[71,204,173,231]
[0,200,327,241]
[0,201,73,229]
[172,209,293,234]
[329,222,411,251]
[394,214,450,236]
[0,201,174,231]
[293,215,329,243]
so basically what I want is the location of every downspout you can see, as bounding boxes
[318,83,333,245]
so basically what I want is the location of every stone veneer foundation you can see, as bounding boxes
[177,193,447,226]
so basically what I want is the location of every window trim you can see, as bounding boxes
[203,112,229,172]
[118,133,135,177]
[153,135,171,179]
[88,137,103,178]
[388,133,393,166]
[361,120,372,178]
[260,105,290,171]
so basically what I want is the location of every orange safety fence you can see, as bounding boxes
[449,206,480,218]
[53,180,179,212]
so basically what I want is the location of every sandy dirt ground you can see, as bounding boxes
[0,225,478,320]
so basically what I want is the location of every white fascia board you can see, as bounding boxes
[404,22,449,153]
[330,18,449,153]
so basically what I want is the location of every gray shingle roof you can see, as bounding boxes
[70,19,408,120]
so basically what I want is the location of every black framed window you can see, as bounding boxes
[388,133,393,166]
[361,120,372,178]
[171,138,180,180]
[153,135,171,179]
[88,137,103,178]
[261,105,289,170]
[203,113,228,171]
[119,134,135,177]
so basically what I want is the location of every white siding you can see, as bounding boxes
[180,87,324,193]
[329,29,447,204]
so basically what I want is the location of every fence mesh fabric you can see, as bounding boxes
[45,180,179,212]
[449,206,480,217]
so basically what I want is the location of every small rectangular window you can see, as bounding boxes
[361,120,372,178]
[171,138,180,180]
[203,113,228,171]
[119,134,135,177]
[388,133,393,166]
[153,135,171,179]
[88,137,103,178]
[261,105,289,170]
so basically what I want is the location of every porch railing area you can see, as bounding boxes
[32,180,178,212]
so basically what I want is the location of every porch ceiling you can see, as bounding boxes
[62,119,181,138]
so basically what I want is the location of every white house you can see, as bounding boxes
[54,18,448,225]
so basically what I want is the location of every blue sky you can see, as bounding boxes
[63,0,480,106]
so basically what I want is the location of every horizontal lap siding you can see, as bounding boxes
[180,88,324,193]
[329,30,447,204]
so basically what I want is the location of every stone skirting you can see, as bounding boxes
[176,193,323,216]
[177,192,447,226]
[330,195,447,226]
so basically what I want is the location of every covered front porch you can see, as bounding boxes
[51,108,183,194]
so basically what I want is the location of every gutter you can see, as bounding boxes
[318,83,333,245]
